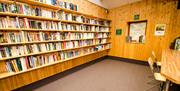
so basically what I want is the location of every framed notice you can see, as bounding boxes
[155,24,166,36]
[128,20,147,43]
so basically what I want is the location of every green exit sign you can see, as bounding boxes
[134,14,140,20]
[116,29,122,35]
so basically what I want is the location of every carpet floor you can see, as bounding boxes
[15,59,159,91]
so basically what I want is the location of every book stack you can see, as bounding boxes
[35,0,57,5]
[83,33,94,39]
[99,27,109,32]
[95,39,107,44]
[61,23,82,31]
[60,50,80,60]
[0,17,19,28]
[6,52,60,72]
[0,32,23,43]
[95,33,108,38]
[56,1,79,11]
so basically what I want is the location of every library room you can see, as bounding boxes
[0,0,179,91]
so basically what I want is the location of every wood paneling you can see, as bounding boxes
[108,0,180,61]
[0,50,108,91]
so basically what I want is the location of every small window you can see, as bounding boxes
[127,20,147,44]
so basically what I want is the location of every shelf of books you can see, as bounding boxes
[0,0,111,81]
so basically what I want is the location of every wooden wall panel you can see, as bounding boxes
[108,0,180,61]
[0,50,108,91]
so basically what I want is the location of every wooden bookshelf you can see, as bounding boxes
[0,12,60,21]
[0,28,110,33]
[0,0,14,4]
[0,42,110,61]
[16,0,111,21]
[0,0,111,91]
[61,20,83,24]
[0,12,110,27]
[0,48,109,79]
[0,37,111,46]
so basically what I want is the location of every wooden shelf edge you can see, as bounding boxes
[0,48,110,79]
[0,12,60,21]
[0,38,111,46]
[0,12,111,27]
[0,28,110,33]
[0,42,111,60]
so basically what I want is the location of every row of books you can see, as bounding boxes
[0,16,110,31]
[57,11,83,22]
[0,2,109,26]
[0,32,23,43]
[5,45,110,73]
[24,32,108,41]
[0,31,109,43]
[6,53,60,72]
[0,40,109,58]
[83,18,110,26]
[35,0,79,11]
[58,11,110,26]
[0,2,80,22]
[0,2,56,18]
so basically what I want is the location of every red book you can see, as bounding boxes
[25,57,30,69]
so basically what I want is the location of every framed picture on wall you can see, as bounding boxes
[154,24,166,36]
[127,20,147,43]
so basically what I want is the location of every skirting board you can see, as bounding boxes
[107,56,148,66]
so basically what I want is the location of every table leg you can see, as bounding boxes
[165,80,170,91]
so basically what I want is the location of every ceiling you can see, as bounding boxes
[88,0,141,9]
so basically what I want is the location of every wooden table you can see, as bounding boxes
[161,49,180,89]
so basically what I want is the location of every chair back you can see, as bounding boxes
[148,57,154,73]
[151,51,158,62]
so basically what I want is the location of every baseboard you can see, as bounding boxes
[107,56,148,66]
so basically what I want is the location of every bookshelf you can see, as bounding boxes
[0,48,109,79]
[0,0,111,90]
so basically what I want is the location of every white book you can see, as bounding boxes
[67,14,72,21]
[39,32,44,41]
[76,25,80,31]
[0,51,2,59]
[56,32,61,40]
[62,12,66,20]
[58,22,62,30]
[91,26,95,31]
[46,0,52,5]
[20,58,27,71]
[67,24,71,30]
[11,46,16,56]
[6,62,13,72]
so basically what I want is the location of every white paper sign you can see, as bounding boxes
[155,24,166,36]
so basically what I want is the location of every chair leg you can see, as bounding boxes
[160,82,165,91]
[164,80,170,91]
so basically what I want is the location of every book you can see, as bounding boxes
[175,38,180,51]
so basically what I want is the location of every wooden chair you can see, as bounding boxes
[152,51,161,66]
[146,57,166,91]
